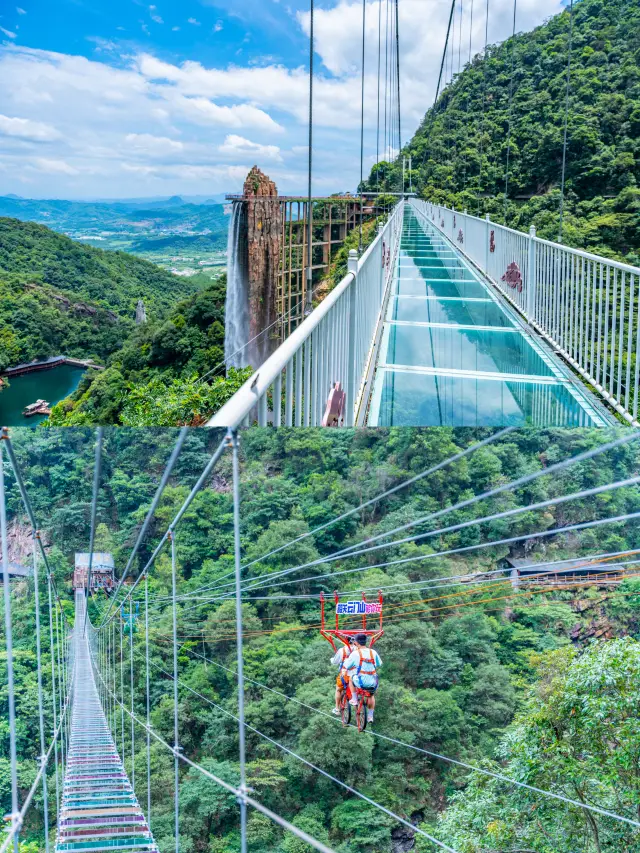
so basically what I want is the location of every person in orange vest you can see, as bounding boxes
[345,633,382,724]
[331,638,355,716]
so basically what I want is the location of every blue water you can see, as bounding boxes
[368,209,610,427]
[0,364,86,426]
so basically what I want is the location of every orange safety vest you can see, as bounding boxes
[356,648,378,677]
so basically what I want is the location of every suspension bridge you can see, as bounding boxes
[2,426,640,853]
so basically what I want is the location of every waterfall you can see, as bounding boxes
[224,201,250,369]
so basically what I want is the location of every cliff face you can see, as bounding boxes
[243,166,282,366]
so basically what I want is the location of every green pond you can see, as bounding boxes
[0,364,86,426]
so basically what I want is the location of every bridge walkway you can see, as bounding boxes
[55,594,157,853]
[366,206,612,427]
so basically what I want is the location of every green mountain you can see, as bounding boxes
[0,218,247,423]
[368,0,640,262]
[0,217,204,370]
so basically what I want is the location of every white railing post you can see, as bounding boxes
[527,225,537,321]
[485,213,490,275]
[346,249,359,427]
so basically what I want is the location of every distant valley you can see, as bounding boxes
[0,194,229,278]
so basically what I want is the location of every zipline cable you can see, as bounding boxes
[145,552,640,621]
[232,432,640,594]
[238,426,513,573]
[171,427,515,603]
[226,508,640,596]
[180,646,640,831]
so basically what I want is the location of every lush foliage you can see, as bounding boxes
[0,217,202,370]
[3,427,640,852]
[47,275,249,426]
[426,639,640,852]
[366,0,640,263]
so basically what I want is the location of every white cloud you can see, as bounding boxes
[0,114,60,140]
[214,20,223,32]
[125,132,183,155]
[33,157,79,175]
[218,134,282,161]
[16,7,26,14]
[187,17,200,25]
[0,27,17,39]
[150,14,164,24]
[172,25,180,31]
[0,0,566,196]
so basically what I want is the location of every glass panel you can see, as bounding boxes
[398,264,477,281]
[390,298,515,328]
[395,278,492,298]
[383,324,555,376]
[373,371,600,427]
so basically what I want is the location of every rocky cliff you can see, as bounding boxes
[243,166,282,366]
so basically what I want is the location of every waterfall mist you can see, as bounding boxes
[224,201,250,369]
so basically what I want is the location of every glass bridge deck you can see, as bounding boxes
[368,209,612,426]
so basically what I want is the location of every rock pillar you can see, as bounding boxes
[243,166,282,366]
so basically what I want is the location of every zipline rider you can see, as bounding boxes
[346,633,382,725]
[331,637,355,716]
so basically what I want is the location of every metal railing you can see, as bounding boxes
[412,199,640,425]
[208,202,404,428]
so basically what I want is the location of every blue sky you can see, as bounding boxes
[0,0,564,199]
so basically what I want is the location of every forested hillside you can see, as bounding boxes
[0,220,246,423]
[0,218,202,369]
[367,0,640,263]
[4,428,640,853]
[47,275,250,426]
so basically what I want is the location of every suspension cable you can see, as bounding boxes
[376,0,382,187]
[359,0,366,249]
[98,434,228,627]
[31,538,50,853]
[557,0,574,243]
[137,651,461,853]
[0,439,19,853]
[89,646,338,853]
[502,0,517,223]
[99,427,189,627]
[2,431,72,626]
[83,427,103,636]
[395,0,401,158]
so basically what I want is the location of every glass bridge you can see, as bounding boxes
[367,208,613,427]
